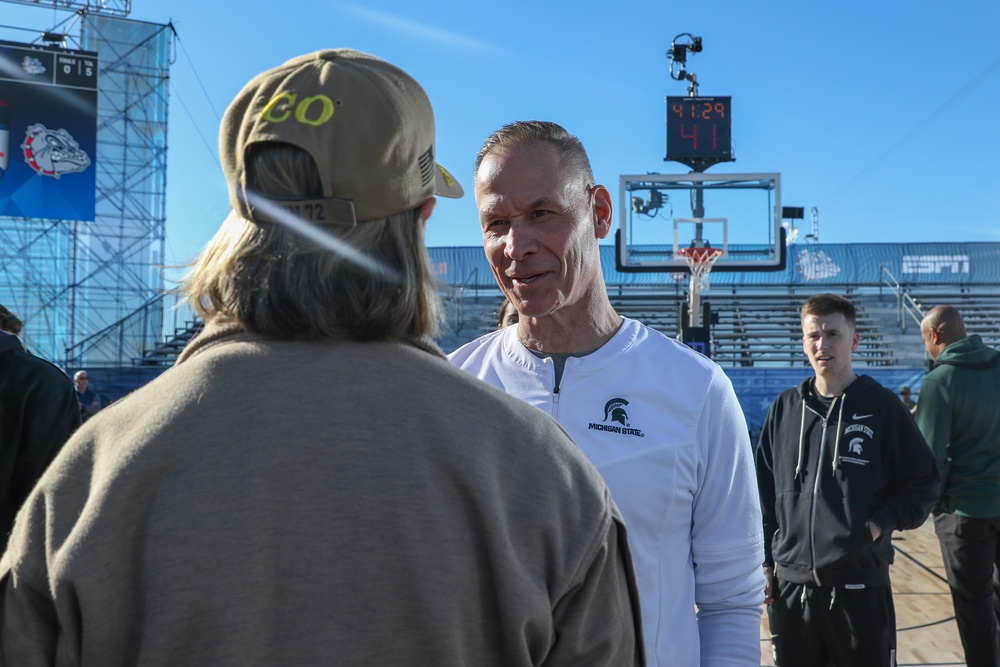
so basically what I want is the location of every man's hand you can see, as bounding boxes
[762,565,774,605]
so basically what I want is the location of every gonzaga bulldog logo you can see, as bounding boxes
[796,248,842,281]
[21,123,91,179]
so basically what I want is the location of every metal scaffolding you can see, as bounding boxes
[2,0,131,17]
[0,4,170,366]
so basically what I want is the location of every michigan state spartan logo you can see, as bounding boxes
[604,398,630,426]
[588,397,645,438]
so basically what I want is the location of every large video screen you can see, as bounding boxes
[0,39,98,222]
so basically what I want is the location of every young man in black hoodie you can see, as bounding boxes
[755,293,939,667]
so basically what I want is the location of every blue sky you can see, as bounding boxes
[3,0,998,274]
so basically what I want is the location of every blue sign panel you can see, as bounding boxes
[427,242,1000,288]
[0,40,98,221]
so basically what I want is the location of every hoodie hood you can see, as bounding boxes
[0,330,25,355]
[793,373,882,401]
[935,334,1000,370]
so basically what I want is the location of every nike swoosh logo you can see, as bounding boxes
[852,413,873,420]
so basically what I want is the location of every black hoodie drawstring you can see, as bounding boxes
[797,389,847,478]
[832,397,845,474]
[794,402,807,479]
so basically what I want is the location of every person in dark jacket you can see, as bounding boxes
[0,330,80,551]
[73,369,102,422]
[916,304,1000,667]
[756,293,939,667]
[899,386,917,413]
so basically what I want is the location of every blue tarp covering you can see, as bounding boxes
[429,242,1000,288]
[428,242,989,439]
[725,367,928,442]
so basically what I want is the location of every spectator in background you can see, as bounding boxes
[899,385,917,413]
[73,369,102,422]
[916,304,1000,667]
[0,304,23,335]
[0,330,79,552]
[496,297,519,329]
[450,119,762,667]
[0,50,642,667]
[756,293,939,667]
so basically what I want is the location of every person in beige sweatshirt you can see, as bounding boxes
[0,49,643,667]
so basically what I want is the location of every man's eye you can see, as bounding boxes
[530,209,551,219]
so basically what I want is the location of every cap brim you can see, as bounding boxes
[434,163,464,199]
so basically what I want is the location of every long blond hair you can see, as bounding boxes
[182,143,442,341]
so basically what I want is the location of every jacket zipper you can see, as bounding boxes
[809,408,828,586]
[551,357,561,418]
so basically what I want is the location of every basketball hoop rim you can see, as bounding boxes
[677,246,724,269]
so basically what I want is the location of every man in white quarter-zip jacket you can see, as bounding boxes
[450,120,766,667]
[755,293,939,667]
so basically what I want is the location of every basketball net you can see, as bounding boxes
[677,246,723,328]
[678,246,723,293]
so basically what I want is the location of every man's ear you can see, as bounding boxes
[924,326,938,347]
[591,185,613,240]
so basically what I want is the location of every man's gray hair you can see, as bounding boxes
[182,143,442,341]
[475,120,595,186]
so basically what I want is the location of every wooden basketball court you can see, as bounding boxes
[758,520,968,666]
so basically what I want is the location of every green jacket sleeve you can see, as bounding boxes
[914,376,951,507]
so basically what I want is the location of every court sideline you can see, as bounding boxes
[758,519,968,666]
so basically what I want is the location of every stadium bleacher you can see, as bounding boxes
[908,290,1000,349]
[427,241,1000,441]
[433,284,937,443]
[78,242,999,440]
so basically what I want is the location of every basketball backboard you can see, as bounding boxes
[615,172,785,273]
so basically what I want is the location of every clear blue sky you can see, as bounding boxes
[3,0,999,274]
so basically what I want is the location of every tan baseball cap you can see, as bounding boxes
[220,49,463,226]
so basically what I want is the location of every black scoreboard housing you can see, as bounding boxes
[665,95,733,165]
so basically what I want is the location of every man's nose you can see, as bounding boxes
[504,221,538,260]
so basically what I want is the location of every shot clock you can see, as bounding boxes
[665,95,733,165]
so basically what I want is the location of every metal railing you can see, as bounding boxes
[65,294,165,369]
[63,291,202,369]
[879,265,925,333]
[444,267,481,335]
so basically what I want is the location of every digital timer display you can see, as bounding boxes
[665,96,732,163]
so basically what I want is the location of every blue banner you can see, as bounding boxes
[429,242,1000,288]
[0,40,98,222]
[725,367,928,443]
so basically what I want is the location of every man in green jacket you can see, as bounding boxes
[916,304,1000,667]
